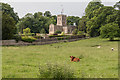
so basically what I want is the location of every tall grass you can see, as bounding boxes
[38,62,75,78]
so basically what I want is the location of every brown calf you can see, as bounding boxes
[70,56,80,62]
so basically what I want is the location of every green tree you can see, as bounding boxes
[72,29,78,35]
[78,16,87,33]
[67,16,80,26]
[85,0,104,19]
[2,13,16,40]
[1,3,18,40]
[2,3,19,23]
[51,15,57,25]
[40,28,46,34]
[114,1,120,10]
[100,23,120,40]
[86,6,116,37]
[34,12,43,18]
[23,28,31,35]
[44,11,51,17]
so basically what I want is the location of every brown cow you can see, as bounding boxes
[70,56,80,62]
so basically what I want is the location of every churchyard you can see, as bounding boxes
[2,37,118,78]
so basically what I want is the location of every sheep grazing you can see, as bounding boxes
[111,48,114,51]
[97,46,101,48]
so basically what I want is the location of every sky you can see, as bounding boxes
[1,0,119,18]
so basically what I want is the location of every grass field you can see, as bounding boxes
[2,37,118,78]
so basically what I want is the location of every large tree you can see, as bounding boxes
[100,23,120,40]
[17,12,52,34]
[2,13,16,40]
[44,11,51,17]
[1,3,18,40]
[67,16,80,26]
[85,0,104,19]
[78,16,87,33]
[114,1,120,10]
[86,6,116,37]
[2,3,19,23]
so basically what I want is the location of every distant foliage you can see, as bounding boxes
[40,28,46,34]
[23,28,31,35]
[77,31,84,35]
[21,36,37,43]
[72,29,78,35]
[54,30,61,34]
[100,23,120,40]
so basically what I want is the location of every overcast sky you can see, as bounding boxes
[1,0,119,18]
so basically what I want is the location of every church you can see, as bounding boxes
[49,14,76,35]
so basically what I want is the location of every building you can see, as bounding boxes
[49,14,76,35]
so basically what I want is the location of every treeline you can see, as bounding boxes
[78,0,120,40]
[1,0,120,40]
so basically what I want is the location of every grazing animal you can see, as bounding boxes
[111,48,114,51]
[97,46,101,48]
[70,56,80,62]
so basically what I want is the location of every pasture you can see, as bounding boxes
[2,37,118,78]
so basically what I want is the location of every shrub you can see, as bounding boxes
[23,28,31,35]
[72,29,78,35]
[61,32,65,35]
[77,31,84,35]
[13,34,21,42]
[55,30,61,34]
[57,37,64,40]
[21,36,37,43]
[34,35,43,39]
[49,35,62,38]
[38,63,75,78]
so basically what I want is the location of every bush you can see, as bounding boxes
[13,34,21,42]
[34,35,43,39]
[72,29,78,35]
[21,36,37,43]
[61,32,65,35]
[57,37,65,40]
[23,28,31,35]
[55,30,61,34]
[77,31,84,35]
[38,63,75,78]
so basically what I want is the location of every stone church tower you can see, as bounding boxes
[57,15,67,26]
[49,14,75,35]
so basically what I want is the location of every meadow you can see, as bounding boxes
[2,37,118,78]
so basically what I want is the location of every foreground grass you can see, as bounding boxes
[2,37,118,78]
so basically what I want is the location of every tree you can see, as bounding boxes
[67,16,80,26]
[51,15,57,25]
[114,1,120,10]
[72,29,78,35]
[78,16,87,33]
[17,12,53,34]
[2,13,16,40]
[85,0,104,19]
[2,3,19,23]
[34,12,43,18]
[23,28,31,35]
[40,28,46,34]
[44,11,51,17]
[86,6,116,37]
[100,23,120,40]
[24,13,33,18]
[1,3,18,40]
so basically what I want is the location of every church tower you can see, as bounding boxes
[57,14,67,26]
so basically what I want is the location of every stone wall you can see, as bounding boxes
[1,36,86,46]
